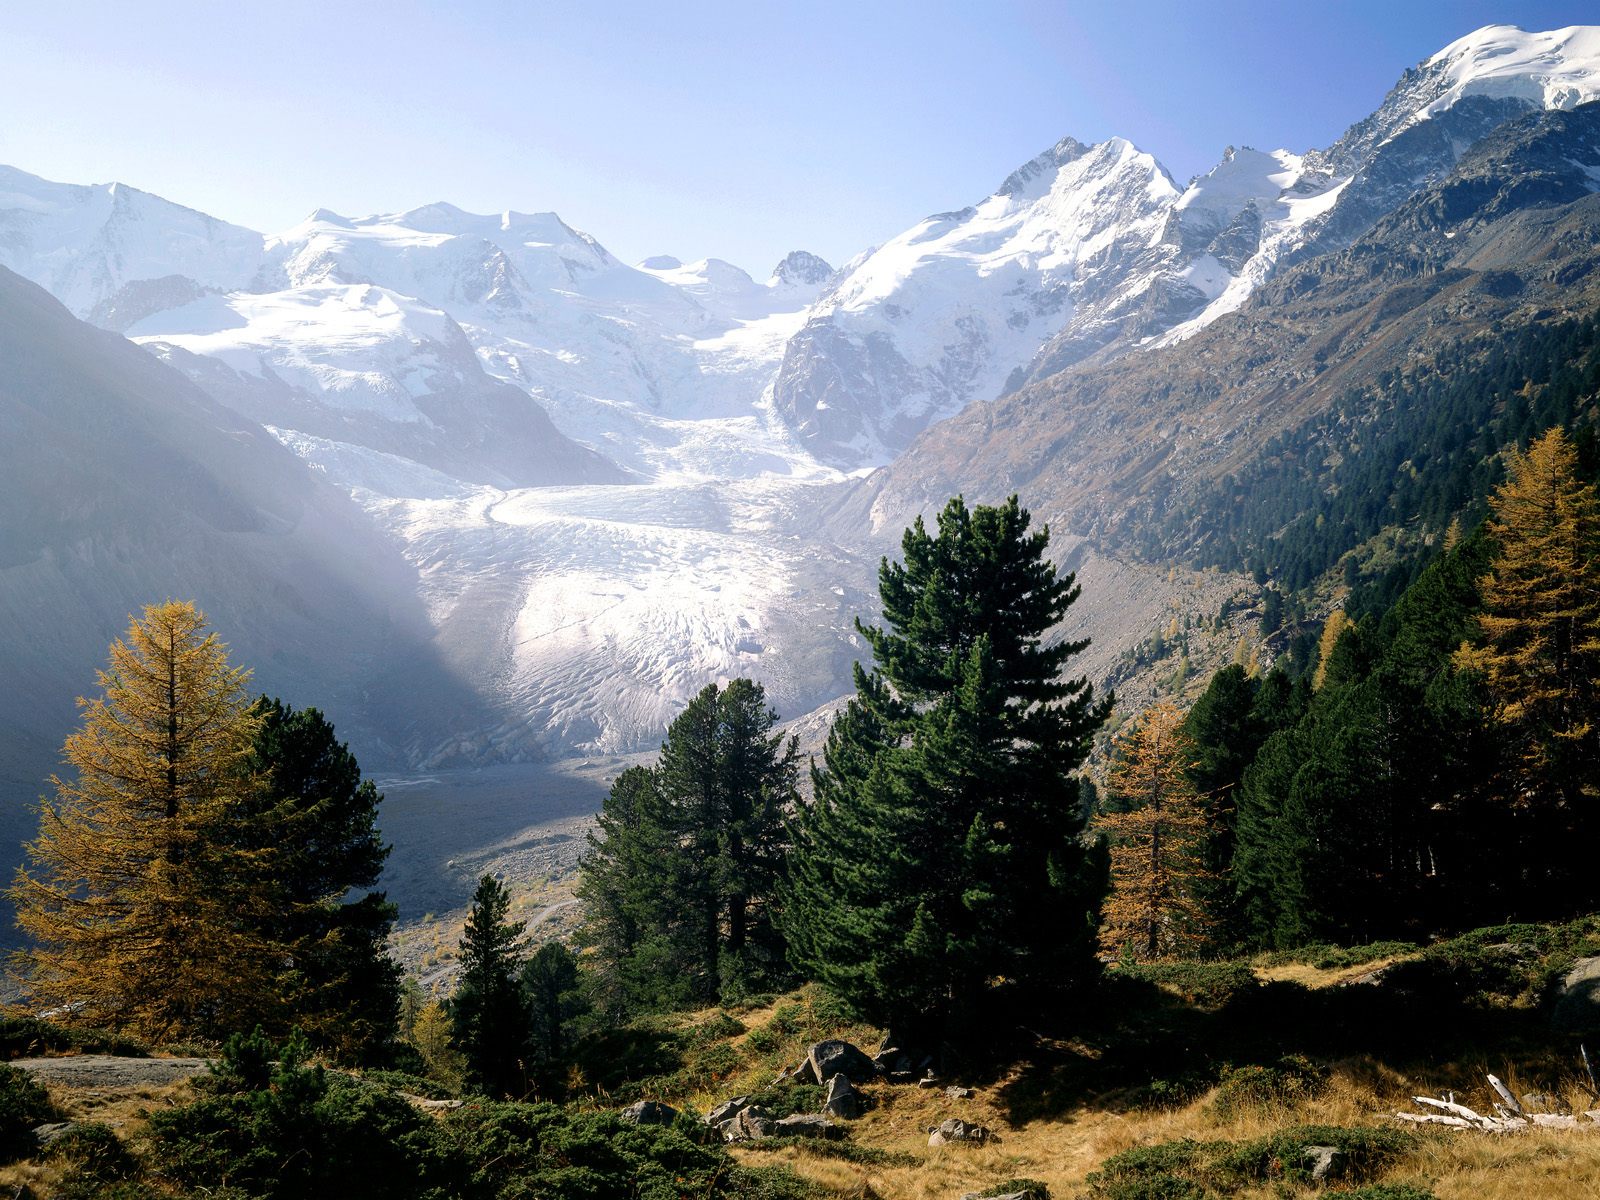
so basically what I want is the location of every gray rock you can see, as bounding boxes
[927,1117,993,1146]
[1303,1144,1343,1183]
[917,1075,942,1088]
[808,1039,876,1084]
[722,1105,775,1142]
[776,1058,820,1086]
[619,1100,680,1127]
[705,1095,752,1126]
[772,1113,843,1140]
[1552,955,1600,1030]
[32,1122,73,1147]
[945,1085,974,1099]
[960,1193,1031,1200]
[823,1072,862,1119]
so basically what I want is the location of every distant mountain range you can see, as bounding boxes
[1,22,1597,787]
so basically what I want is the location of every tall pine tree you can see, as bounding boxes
[577,679,799,1013]
[449,874,531,1099]
[244,700,402,1063]
[785,496,1109,1046]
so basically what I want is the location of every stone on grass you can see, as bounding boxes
[808,1039,876,1084]
[773,1112,843,1140]
[1302,1144,1343,1183]
[705,1095,752,1126]
[823,1072,862,1119]
[619,1100,679,1127]
[927,1117,992,1146]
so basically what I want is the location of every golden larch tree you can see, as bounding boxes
[1312,610,1351,691]
[11,601,278,1040]
[1097,701,1212,960]
[1455,427,1600,814]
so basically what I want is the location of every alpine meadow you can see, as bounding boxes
[2,8,1600,1199]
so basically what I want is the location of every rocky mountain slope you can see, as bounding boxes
[0,266,498,864]
[850,101,1600,562]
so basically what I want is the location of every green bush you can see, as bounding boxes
[1085,1138,1218,1199]
[0,1063,56,1163]
[1086,1127,1415,1198]
[1209,1055,1327,1119]
[359,1068,457,1100]
[1214,1124,1413,1186]
[688,1011,747,1046]
[0,1017,147,1060]
[1340,1186,1437,1200]
[45,1122,138,1181]
[1119,962,1257,1008]
[973,1179,1050,1199]
[138,1030,819,1200]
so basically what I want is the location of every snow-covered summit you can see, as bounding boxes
[771,134,1185,465]
[1420,25,1600,125]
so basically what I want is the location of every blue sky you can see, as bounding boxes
[2,2,1593,273]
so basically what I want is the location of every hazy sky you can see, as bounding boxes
[3,2,1594,273]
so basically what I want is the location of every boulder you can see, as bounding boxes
[927,1117,993,1146]
[775,1058,820,1086]
[722,1105,776,1142]
[808,1039,876,1084]
[619,1100,680,1127]
[1552,955,1600,1030]
[1302,1144,1343,1184]
[773,1113,843,1140]
[32,1122,73,1147]
[705,1095,753,1126]
[823,1072,862,1119]
[945,1085,975,1100]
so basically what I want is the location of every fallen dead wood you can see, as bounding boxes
[1391,1074,1600,1134]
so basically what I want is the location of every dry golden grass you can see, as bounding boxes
[1252,953,1418,989]
[709,1022,1600,1200]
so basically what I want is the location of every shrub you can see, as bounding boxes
[0,1017,147,1060]
[1209,1055,1328,1119]
[1215,1124,1413,1186]
[688,1011,747,1046]
[0,1063,56,1163]
[1119,962,1257,1007]
[1085,1139,1218,1199]
[359,1068,457,1100]
[1341,1187,1437,1200]
[45,1121,138,1181]
[974,1180,1050,1199]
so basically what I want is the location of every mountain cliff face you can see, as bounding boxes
[779,25,1600,469]
[0,267,493,809]
[850,102,1600,556]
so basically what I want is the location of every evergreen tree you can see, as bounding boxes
[245,700,401,1063]
[1097,703,1211,960]
[449,875,530,1098]
[519,943,587,1094]
[576,680,799,1013]
[1455,427,1600,909]
[11,602,277,1040]
[785,495,1110,1044]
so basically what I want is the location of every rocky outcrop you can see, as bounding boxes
[807,1039,876,1084]
[822,1073,862,1119]
[618,1100,679,1127]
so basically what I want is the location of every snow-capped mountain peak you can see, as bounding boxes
[1420,24,1600,125]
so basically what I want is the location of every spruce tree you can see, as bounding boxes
[11,602,277,1040]
[449,874,531,1098]
[576,679,799,1013]
[244,700,401,1063]
[785,495,1109,1044]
